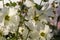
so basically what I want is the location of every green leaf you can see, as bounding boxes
[21,5,26,10]
[42,0,48,2]
[9,37,16,40]
[10,2,17,7]
[35,4,43,10]
[11,2,17,7]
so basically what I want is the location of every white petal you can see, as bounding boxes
[33,0,41,5]
[9,7,17,16]
[49,0,54,4]
[44,24,51,33]
[3,30,9,35]
[4,0,10,4]
[47,5,52,10]
[0,1,3,8]
[24,0,34,7]
[41,6,46,10]
[56,0,60,2]
[40,19,47,24]
[10,0,21,2]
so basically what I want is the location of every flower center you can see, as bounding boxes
[5,15,10,21]
[40,32,45,37]
[34,16,39,21]
[33,15,39,21]
[21,29,24,32]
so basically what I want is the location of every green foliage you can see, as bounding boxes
[42,0,48,2]
[35,4,43,10]
[11,2,17,7]
[6,2,17,7]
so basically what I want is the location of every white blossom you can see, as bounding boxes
[39,26,52,40]
[0,0,60,40]
[0,7,20,34]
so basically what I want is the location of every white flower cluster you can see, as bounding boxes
[0,0,60,40]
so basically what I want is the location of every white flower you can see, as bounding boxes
[0,7,20,34]
[19,26,28,40]
[25,7,44,30]
[39,30,46,40]
[0,1,3,8]
[39,24,53,40]
[24,0,35,7]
